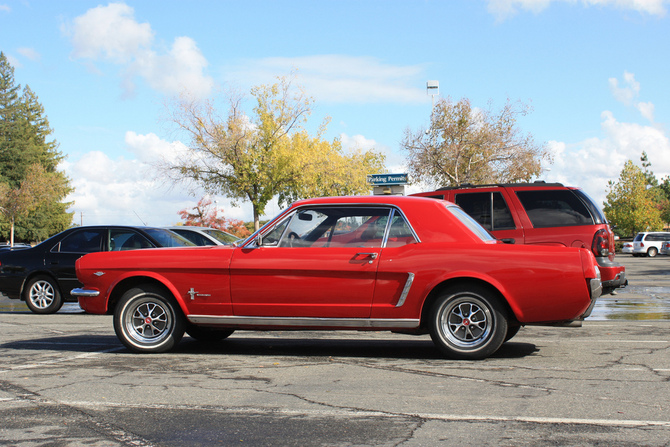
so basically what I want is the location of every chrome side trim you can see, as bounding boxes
[395,272,415,308]
[187,315,420,329]
[70,288,100,297]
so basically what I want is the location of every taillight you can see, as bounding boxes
[592,229,610,257]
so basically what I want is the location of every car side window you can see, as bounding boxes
[455,192,515,231]
[109,230,154,251]
[516,190,593,228]
[386,213,418,247]
[56,230,104,253]
[275,207,392,248]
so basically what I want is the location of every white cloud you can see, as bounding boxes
[545,111,670,206]
[226,55,427,104]
[64,2,213,98]
[0,4,10,13]
[63,133,253,226]
[609,71,658,123]
[609,71,639,106]
[17,47,41,62]
[487,0,668,20]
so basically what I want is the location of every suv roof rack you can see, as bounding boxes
[435,181,565,192]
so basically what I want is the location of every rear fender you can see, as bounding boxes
[421,271,521,321]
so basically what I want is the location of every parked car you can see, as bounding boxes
[631,232,670,257]
[621,241,633,254]
[0,226,194,314]
[72,196,602,360]
[411,182,626,294]
[165,226,240,246]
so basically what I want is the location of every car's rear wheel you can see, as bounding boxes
[24,275,63,314]
[113,286,185,353]
[648,247,658,257]
[429,284,508,360]
[186,325,235,342]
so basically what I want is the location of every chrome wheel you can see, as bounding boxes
[439,296,492,348]
[430,285,508,360]
[24,276,63,314]
[114,286,184,353]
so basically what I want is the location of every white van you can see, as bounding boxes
[632,232,670,257]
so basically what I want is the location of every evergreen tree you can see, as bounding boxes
[0,52,73,242]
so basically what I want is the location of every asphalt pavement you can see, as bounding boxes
[1,254,669,446]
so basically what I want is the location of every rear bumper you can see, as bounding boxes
[597,257,627,293]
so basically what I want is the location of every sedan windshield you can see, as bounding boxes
[146,229,196,247]
[204,229,240,245]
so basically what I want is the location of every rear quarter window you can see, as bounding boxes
[516,190,594,228]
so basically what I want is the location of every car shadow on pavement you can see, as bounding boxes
[1,335,538,360]
[175,336,539,360]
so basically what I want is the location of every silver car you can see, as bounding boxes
[165,226,240,246]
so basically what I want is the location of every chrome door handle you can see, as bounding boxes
[356,252,378,264]
[356,252,378,259]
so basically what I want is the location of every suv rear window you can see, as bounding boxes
[516,190,594,228]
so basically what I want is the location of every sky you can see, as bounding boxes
[1,0,669,227]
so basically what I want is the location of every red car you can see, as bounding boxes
[411,183,626,294]
[72,196,602,360]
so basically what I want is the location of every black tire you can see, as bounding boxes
[113,285,185,353]
[429,284,508,360]
[24,275,64,314]
[648,247,658,257]
[504,324,521,342]
[186,325,235,342]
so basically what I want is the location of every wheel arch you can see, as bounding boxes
[419,277,518,330]
[20,270,61,301]
[106,275,185,316]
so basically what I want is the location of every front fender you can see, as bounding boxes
[105,271,189,316]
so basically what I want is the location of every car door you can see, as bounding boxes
[229,206,390,318]
[44,228,106,296]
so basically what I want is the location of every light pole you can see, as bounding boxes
[426,80,439,111]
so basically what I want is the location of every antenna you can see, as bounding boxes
[133,211,148,226]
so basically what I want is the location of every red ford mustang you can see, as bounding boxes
[73,196,602,359]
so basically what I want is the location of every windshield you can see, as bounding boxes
[445,205,497,242]
[204,229,239,245]
[145,228,196,247]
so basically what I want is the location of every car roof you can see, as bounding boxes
[291,195,448,207]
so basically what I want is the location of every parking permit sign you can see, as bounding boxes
[367,174,409,185]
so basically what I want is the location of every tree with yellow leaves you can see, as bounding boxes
[162,75,385,230]
[603,159,663,236]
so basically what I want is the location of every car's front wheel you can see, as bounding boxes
[113,285,185,353]
[429,284,508,360]
[24,275,63,314]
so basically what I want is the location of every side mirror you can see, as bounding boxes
[255,234,263,246]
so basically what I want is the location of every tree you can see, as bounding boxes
[0,53,73,242]
[0,164,60,246]
[177,196,251,238]
[603,160,663,236]
[659,176,670,225]
[162,75,385,230]
[401,97,549,187]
